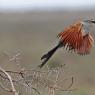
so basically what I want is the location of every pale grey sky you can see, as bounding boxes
[0,0,95,10]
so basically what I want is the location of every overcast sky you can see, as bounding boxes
[0,0,95,10]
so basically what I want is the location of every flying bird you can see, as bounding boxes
[39,20,95,68]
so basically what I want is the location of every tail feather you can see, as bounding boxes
[39,42,62,68]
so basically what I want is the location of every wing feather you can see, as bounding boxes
[58,22,83,52]
[77,33,94,55]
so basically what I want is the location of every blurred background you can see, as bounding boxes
[0,0,95,95]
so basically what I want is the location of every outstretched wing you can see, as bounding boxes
[57,22,83,52]
[77,33,94,55]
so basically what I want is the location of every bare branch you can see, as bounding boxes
[0,66,75,95]
[0,67,19,95]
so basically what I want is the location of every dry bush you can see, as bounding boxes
[0,52,75,95]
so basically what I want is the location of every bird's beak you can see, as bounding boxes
[90,20,95,24]
[84,20,95,24]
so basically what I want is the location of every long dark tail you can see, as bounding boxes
[39,42,63,68]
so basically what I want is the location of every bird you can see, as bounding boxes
[39,19,95,68]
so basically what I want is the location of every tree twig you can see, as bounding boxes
[0,67,19,95]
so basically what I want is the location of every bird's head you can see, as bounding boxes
[82,19,95,32]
